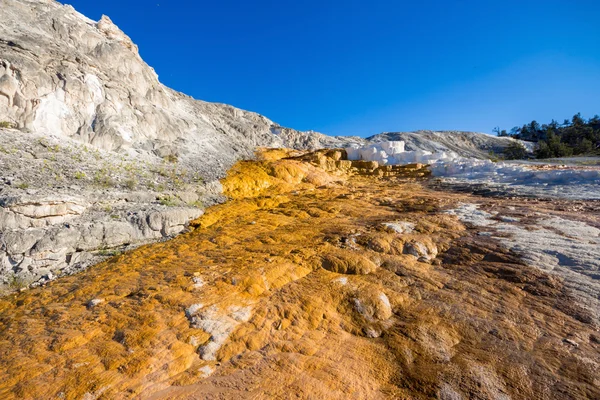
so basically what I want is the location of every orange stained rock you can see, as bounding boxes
[0,149,598,399]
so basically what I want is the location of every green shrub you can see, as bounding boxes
[487,150,501,162]
[576,138,594,154]
[8,274,27,290]
[503,141,528,160]
[94,169,115,187]
[98,249,122,257]
[190,200,204,208]
[192,173,204,184]
[163,154,178,163]
[124,177,137,190]
[158,195,178,206]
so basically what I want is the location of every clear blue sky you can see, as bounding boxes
[68,0,600,137]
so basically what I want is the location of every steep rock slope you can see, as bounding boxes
[0,126,215,290]
[0,0,529,172]
[0,0,534,290]
[0,0,359,180]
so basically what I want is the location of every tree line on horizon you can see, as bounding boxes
[493,113,600,159]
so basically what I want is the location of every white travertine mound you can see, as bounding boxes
[345,141,460,165]
[348,141,600,200]
[430,158,600,200]
[368,130,535,159]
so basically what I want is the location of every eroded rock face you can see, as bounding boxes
[0,0,534,175]
[0,127,218,289]
[0,193,203,287]
[0,3,598,396]
[0,0,361,180]
[0,0,540,291]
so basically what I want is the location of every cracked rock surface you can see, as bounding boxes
[0,127,211,289]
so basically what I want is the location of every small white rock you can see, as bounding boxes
[382,221,415,234]
[87,298,104,309]
[192,276,204,288]
[334,277,348,286]
[186,303,203,318]
[199,365,215,378]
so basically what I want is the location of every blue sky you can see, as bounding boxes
[68,0,600,137]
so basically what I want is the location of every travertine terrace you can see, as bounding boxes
[0,150,598,399]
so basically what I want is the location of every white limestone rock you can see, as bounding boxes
[0,0,361,180]
[448,204,600,324]
[188,304,253,361]
[382,221,415,234]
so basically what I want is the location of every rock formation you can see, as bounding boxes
[0,127,216,288]
[0,0,529,174]
[369,130,534,158]
[0,149,597,399]
[0,0,361,177]
[0,0,536,289]
[0,0,362,288]
[1,2,598,399]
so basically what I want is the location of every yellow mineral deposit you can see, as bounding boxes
[0,149,598,399]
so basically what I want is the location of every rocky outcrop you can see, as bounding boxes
[0,0,531,176]
[0,0,351,289]
[0,0,361,182]
[0,191,203,289]
[0,127,214,290]
[0,150,598,399]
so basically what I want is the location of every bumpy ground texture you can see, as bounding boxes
[0,150,598,399]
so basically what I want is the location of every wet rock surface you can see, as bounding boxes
[0,150,598,399]
[446,202,600,325]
